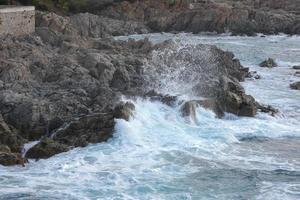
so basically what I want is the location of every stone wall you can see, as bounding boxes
[0,6,35,36]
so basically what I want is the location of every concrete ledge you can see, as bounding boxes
[0,6,35,14]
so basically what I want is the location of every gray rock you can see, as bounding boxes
[25,138,69,159]
[53,113,115,147]
[0,152,27,166]
[180,101,197,122]
[292,65,300,70]
[259,58,278,68]
[290,81,300,90]
[114,102,135,121]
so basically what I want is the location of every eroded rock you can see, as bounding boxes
[290,81,300,90]
[292,65,300,70]
[25,138,69,159]
[259,58,278,68]
[53,113,115,147]
[114,102,135,121]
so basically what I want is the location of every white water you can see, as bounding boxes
[1,34,300,200]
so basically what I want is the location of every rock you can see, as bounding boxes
[180,101,197,122]
[259,58,278,68]
[98,0,300,35]
[0,114,26,153]
[0,145,11,153]
[290,81,300,90]
[197,99,224,118]
[25,138,69,159]
[144,90,178,106]
[53,113,115,147]
[180,99,224,120]
[246,71,261,79]
[113,102,135,121]
[294,71,300,77]
[0,152,27,166]
[257,104,279,116]
[0,11,269,163]
[292,65,300,70]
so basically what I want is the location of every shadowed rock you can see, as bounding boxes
[292,65,300,70]
[114,102,135,121]
[25,138,69,159]
[0,148,27,167]
[180,101,197,122]
[259,58,278,68]
[290,81,300,90]
[53,113,115,147]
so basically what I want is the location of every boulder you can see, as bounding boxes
[25,138,69,159]
[180,101,197,122]
[246,71,261,79]
[0,145,11,154]
[292,65,300,70]
[294,71,300,77]
[259,58,278,68]
[53,113,115,147]
[290,81,300,90]
[113,102,135,121]
[0,114,26,153]
[144,90,178,106]
[257,104,279,116]
[180,99,225,120]
[0,152,27,166]
[197,99,224,118]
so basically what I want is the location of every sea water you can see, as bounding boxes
[0,34,300,200]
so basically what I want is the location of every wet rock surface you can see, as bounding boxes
[97,0,300,35]
[292,65,300,70]
[0,144,27,166]
[0,11,276,164]
[259,58,278,68]
[25,138,69,159]
[290,82,300,90]
[114,102,135,121]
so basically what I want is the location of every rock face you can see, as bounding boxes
[290,82,300,90]
[0,11,272,164]
[25,138,69,159]
[53,113,115,147]
[180,101,198,122]
[292,65,300,70]
[114,102,135,121]
[144,41,258,117]
[0,145,27,166]
[259,58,278,68]
[96,0,300,35]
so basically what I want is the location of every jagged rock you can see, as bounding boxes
[25,138,69,159]
[290,81,300,90]
[180,101,197,122]
[246,71,261,79]
[53,113,115,147]
[292,65,300,70]
[0,145,11,154]
[294,71,300,77]
[257,104,279,116]
[180,99,224,120]
[144,90,178,106]
[0,114,26,153]
[197,99,224,118]
[259,58,278,68]
[98,0,300,35]
[0,11,268,163]
[114,102,135,121]
[0,152,27,166]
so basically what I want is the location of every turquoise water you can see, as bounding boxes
[0,34,300,200]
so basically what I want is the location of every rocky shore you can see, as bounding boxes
[0,3,287,166]
[93,0,300,36]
